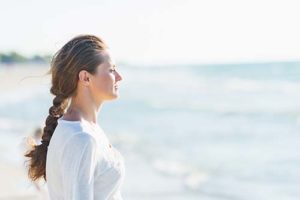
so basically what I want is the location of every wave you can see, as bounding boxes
[151,159,209,191]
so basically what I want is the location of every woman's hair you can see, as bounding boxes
[24,34,108,182]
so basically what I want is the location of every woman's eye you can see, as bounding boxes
[110,69,116,72]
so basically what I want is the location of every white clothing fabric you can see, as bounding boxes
[46,118,125,200]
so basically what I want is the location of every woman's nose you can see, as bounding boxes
[115,71,122,81]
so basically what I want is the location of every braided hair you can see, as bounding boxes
[24,34,107,181]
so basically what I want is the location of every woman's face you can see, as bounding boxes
[89,50,123,102]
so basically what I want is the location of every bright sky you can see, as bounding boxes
[1,0,300,65]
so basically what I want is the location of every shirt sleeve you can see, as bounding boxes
[60,133,98,200]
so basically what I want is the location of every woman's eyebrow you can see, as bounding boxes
[108,64,115,69]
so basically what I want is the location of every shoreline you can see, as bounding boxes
[0,64,50,93]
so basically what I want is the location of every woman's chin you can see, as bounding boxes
[101,89,120,101]
[109,91,120,99]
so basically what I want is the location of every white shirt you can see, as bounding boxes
[46,118,125,200]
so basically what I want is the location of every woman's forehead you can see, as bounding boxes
[101,50,115,66]
[96,51,115,71]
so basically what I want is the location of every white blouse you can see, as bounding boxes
[46,118,125,200]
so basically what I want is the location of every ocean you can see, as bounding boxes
[0,62,299,199]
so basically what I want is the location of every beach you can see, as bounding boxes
[0,63,300,199]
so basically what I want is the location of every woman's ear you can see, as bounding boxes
[78,70,91,85]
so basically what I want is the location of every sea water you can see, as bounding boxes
[0,62,300,199]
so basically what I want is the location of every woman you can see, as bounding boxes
[24,34,125,200]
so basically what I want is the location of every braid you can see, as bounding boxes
[41,95,68,147]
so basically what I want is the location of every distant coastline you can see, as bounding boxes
[0,51,51,65]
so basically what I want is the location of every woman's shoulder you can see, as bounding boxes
[59,131,99,163]
[65,131,97,149]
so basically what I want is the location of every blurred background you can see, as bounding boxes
[1,0,300,199]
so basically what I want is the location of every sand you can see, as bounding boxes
[0,158,44,199]
[0,64,50,199]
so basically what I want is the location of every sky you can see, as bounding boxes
[1,0,300,65]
